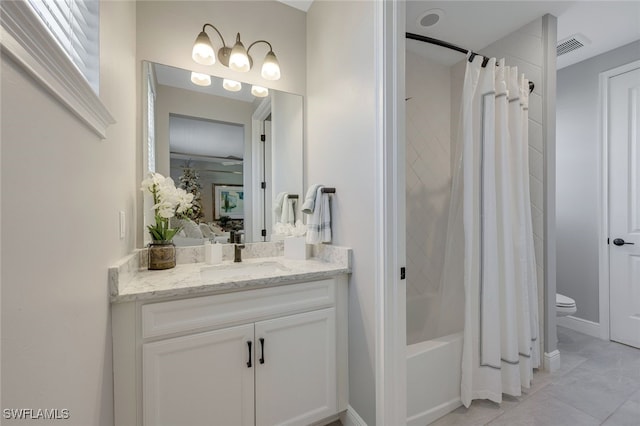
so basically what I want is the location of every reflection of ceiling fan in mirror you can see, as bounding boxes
[170,151,243,175]
[169,114,244,161]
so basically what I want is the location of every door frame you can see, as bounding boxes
[251,98,271,243]
[375,0,406,425]
[598,59,640,341]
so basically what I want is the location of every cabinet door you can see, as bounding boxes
[143,324,254,426]
[255,308,336,426]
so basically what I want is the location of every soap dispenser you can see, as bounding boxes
[204,240,223,265]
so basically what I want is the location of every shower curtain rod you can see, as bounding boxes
[406,32,535,94]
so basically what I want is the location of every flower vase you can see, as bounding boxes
[148,240,176,270]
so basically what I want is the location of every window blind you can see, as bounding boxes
[147,73,156,173]
[27,0,100,93]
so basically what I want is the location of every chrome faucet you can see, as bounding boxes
[233,233,245,262]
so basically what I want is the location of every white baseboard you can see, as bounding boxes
[544,350,561,373]
[407,398,462,426]
[557,315,601,339]
[341,405,368,426]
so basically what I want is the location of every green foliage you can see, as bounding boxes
[179,166,204,222]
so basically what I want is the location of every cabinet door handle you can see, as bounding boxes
[259,338,265,364]
[247,341,252,368]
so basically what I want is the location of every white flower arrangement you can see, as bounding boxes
[141,172,194,241]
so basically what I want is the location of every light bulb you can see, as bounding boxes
[190,72,211,86]
[192,31,215,65]
[229,33,250,72]
[261,51,281,80]
[223,79,242,92]
[251,85,269,97]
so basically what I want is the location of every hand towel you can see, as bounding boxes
[305,186,331,244]
[281,196,295,225]
[301,184,322,214]
[273,192,288,220]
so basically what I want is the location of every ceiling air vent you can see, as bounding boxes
[557,34,590,57]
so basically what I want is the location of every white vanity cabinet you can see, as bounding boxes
[142,324,255,426]
[254,308,336,426]
[112,276,348,426]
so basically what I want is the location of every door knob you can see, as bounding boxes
[613,238,635,246]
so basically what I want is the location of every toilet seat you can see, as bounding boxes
[556,293,577,317]
[556,293,576,307]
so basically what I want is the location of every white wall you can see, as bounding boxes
[479,16,556,355]
[271,90,304,221]
[0,2,137,424]
[307,1,377,424]
[405,51,453,345]
[556,40,640,323]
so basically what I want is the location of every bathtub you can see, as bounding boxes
[407,332,463,426]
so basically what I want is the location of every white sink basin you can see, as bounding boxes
[200,260,291,281]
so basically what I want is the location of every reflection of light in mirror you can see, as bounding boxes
[190,72,211,86]
[223,79,242,92]
[251,85,269,97]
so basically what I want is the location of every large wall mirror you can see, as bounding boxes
[142,61,303,245]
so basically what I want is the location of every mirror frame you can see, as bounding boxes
[140,61,303,246]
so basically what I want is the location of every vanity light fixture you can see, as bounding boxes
[229,33,251,72]
[191,23,281,81]
[190,71,211,86]
[251,85,269,97]
[223,79,242,92]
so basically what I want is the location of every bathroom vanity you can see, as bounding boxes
[110,243,350,426]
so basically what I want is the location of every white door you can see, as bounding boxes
[143,324,255,426]
[255,308,337,426]
[609,64,640,348]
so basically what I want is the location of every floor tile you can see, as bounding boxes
[557,327,611,357]
[499,370,553,412]
[629,388,640,403]
[578,343,640,383]
[544,365,639,421]
[601,400,640,426]
[485,391,600,426]
[553,351,587,377]
[427,327,640,425]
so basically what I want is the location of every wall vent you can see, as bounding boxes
[557,34,590,56]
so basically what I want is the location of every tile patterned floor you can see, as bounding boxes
[430,326,640,426]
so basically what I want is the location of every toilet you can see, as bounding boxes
[556,293,577,317]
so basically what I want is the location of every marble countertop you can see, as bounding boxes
[109,242,351,303]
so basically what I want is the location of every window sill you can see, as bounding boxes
[0,0,115,139]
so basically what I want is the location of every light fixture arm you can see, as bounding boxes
[247,40,274,55]
[202,23,227,48]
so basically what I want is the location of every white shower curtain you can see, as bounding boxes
[455,54,540,407]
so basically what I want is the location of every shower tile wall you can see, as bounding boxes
[406,51,452,344]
